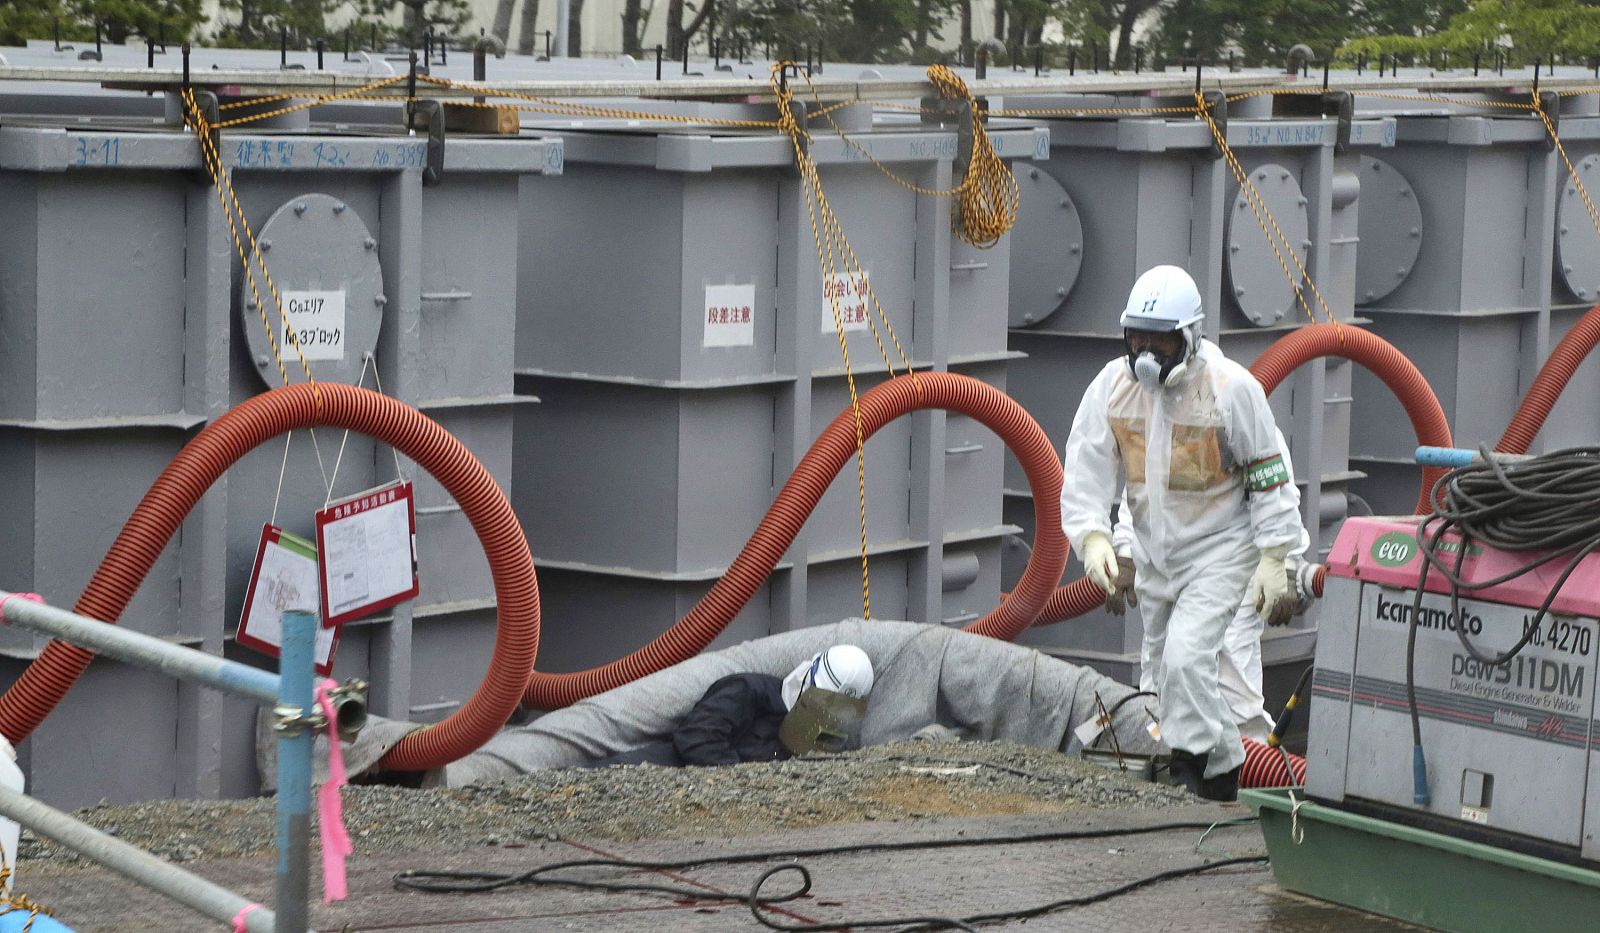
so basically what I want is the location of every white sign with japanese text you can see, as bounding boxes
[821,270,870,333]
[281,290,346,361]
[315,481,419,626]
[703,283,756,348]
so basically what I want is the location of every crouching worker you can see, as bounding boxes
[588,645,875,767]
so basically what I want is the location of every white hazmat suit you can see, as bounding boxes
[1061,338,1302,779]
[1113,429,1310,744]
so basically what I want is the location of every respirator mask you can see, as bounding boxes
[1124,331,1190,389]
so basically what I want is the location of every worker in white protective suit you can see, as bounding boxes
[1060,265,1302,801]
[1108,433,1311,744]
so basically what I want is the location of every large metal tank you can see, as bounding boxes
[0,76,563,805]
[512,105,1047,673]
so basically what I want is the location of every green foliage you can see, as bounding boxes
[351,0,472,46]
[0,0,206,46]
[213,0,336,45]
[732,0,952,63]
[0,0,69,45]
[1150,0,1357,67]
[1343,0,1600,63]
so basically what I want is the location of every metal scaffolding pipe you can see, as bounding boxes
[274,611,315,933]
[0,785,275,932]
[0,590,279,706]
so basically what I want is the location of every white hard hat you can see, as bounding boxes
[781,645,875,710]
[1120,265,1205,388]
[1119,265,1204,332]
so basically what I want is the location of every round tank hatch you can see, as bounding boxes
[1556,154,1600,303]
[241,193,385,387]
[1224,163,1310,327]
[1007,166,1084,327]
[1354,155,1423,305]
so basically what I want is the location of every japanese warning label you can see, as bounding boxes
[703,283,755,348]
[821,270,870,333]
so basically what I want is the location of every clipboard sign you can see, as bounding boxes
[237,523,340,676]
[315,480,419,627]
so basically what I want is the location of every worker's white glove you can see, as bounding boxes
[1080,532,1119,598]
[1250,545,1293,627]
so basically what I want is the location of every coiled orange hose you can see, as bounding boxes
[524,371,1069,708]
[1497,304,1600,455]
[0,384,537,772]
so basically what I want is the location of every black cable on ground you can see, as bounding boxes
[391,818,1255,895]
[745,856,1270,932]
[1404,445,1600,803]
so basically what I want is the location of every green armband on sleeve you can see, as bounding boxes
[1245,454,1289,492]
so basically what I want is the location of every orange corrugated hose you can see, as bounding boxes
[0,384,537,772]
[1248,324,1452,515]
[524,371,1069,709]
[1498,304,1600,455]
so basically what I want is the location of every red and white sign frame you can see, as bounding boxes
[237,523,340,676]
[315,480,420,627]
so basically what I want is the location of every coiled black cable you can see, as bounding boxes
[1406,446,1600,769]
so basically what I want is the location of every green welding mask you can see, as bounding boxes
[778,687,869,755]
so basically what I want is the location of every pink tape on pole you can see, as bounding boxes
[314,678,354,903]
[0,593,42,625]
[231,903,263,932]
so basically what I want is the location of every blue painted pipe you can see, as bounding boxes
[1415,446,1535,468]
[275,611,315,933]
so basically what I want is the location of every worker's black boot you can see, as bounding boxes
[1200,765,1241,803]
[1165,750,1207,796]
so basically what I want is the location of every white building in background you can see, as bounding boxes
[461,0,1031,59]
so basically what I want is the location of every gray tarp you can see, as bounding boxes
[259,619,1161,790]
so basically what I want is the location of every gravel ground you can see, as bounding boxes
[21,741,1191,865]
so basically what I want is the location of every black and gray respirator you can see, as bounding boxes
[1123,332,1189,389]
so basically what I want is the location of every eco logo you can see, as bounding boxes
[1371,531,1417,567]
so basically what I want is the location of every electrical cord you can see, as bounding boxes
[1088,689,1159,753]
[1404,445,1600,804]
[745,856,1269,932]
[392,818,1255,895]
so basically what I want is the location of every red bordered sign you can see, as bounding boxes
[237,523,340,676]
[315,480,420,627]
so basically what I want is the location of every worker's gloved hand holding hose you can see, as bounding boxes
[1080,532,1120,599]
[1250,545,1293,627]
[1104,555,1137,616]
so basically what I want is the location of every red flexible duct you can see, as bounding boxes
[0,384,537,773]
[1497,304,1600,455]
[1030,323,1453,629]
[1241,737,1306,788]
[1249,323,1452,515]
[524,371,1069,709]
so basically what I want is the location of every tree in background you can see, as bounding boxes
[1151,0,1355,68]
[735,0,961,62]
[1344,0,1600,65]
[1057,0,1163,67]
[0,0,70,45]
[6,0,207,47]
[214,0,329,45]
[621,0,648,55]
[352,0,472,48]
[665,0,715,57]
